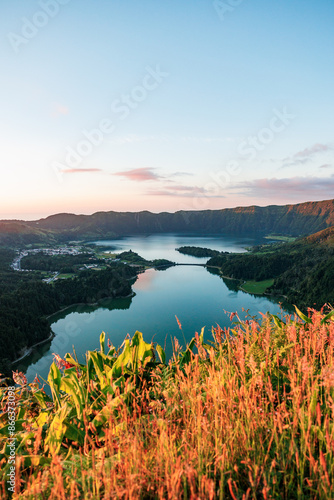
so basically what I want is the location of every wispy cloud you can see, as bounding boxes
[230,175,334,199]
[278,143,332,170]
[63,168,103,174]
[113,167,161,182]
[169,171,194,178]
[147,185,224,198]
[113,167,193,182]
[294,143,330,159]
[319,164,332,169]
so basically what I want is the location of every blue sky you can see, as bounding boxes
[0,0,333,219]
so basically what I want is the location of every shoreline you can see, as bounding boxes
[12,330,55,365]
[12,290,136,366]
[46,290,136,321]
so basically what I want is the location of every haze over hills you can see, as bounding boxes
[1,198,334,245]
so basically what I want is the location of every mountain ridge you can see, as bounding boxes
[1,198,334,245]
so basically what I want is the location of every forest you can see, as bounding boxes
[0,249,138,376]
[176,246,221,258]
[20,252,100,273]
[207,238,334,308]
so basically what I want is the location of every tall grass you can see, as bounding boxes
[1,308,334,499]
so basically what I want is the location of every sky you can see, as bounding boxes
[0,0,333,220]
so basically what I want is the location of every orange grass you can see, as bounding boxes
[1,309,334,499]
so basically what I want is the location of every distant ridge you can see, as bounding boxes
[1,199,334,245]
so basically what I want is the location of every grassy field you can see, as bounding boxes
[264,235,296,242]
[241,279,274,294]
[1,308,334,498]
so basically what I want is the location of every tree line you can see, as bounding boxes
[0,249,138,376]
[207,242,334,308]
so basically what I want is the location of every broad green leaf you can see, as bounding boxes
[89,351,107,389]
[45,405,68,454]
[111,339,132,378]
[36,411,50,427]
[60,374,85,419]
[156,344,166,364]
[65,422,85,445]
[294,305,312,324]
[47,362,62,406]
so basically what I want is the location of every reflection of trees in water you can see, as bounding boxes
[14,338,53,375]
[48,295,134,323]
[221,277,241,293]
[206,267,240,292]
[20,296,135,375]
[206,266,293,312]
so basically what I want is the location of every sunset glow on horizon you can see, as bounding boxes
[1,1,333,221]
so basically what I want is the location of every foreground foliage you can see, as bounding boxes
[1,308,334,498]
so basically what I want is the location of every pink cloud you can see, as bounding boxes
[230,175,334,199]
[113,167,161,182]
[294,143,330,159]
[147,185,223,198]
[279,143,332,169]
[63,168,103,174]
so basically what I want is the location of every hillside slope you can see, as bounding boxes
[207,225,334,308]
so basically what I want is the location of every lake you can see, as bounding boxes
[21,234,289,383]
[90,233,267,263]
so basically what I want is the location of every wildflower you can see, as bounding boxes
[213,324,223,345]
[12,370,27,386]
[322,366,334,389]
[52,353,72,371]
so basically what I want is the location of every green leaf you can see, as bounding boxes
[271,314,284,329]
[33,390,52,409]
[45,405,68,454]
[294,305,312,324]
[65,422,85,445]
[100,331,106,354]
[48,362,62,406]
[60,373,86,420]
[111,339,132,378]
[156,344,166,364]
[89,351,107,389]
[178,338,196,366]
[321,309,334,325]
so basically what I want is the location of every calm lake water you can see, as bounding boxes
[21,234,288,383]
[90,233,268,263]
